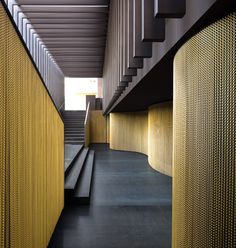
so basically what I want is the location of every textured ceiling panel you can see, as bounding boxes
[16,0,110,77]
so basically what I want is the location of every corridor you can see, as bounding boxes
[49,144,172,248]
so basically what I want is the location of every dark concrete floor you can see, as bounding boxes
[48,144,172,248]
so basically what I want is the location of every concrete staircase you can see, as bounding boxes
[62,110,86,144]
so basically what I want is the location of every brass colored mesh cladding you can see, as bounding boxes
[110,112,148,155]
[110,106,173,177]
[0,4,7,247]
[173,13,236,247]
[148,102,173,176]
[0,3,64,248]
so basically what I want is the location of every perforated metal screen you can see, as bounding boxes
[173,12,236,247]
[0,3,64,247]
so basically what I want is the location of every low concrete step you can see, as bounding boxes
[64,144,83,175]
[65,148,89,195]
[74,150,95,205]
[65,140,85,144]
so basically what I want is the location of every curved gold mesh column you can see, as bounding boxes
[173,13,236,247]
[0,3,64,248]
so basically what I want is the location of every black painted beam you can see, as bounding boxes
[133,0,152,58]
[127,0,143,68]
[154,0,186,18]
[123,0,137,77]
[142,0,165,42]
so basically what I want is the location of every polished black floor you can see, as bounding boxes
[48,144,172,248]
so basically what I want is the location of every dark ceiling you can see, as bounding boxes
[16,0,110,78]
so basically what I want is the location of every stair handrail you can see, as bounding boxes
[84,102,90,126]
[84,102,90,147]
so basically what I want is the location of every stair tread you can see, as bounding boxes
[74,150,95,199]
[65,131,84,133]
[65,148,89,190]
[64,144,83,174]
[65,135,84,137]
[65,141,84,144]
[65,137,84,139]
[65,127,84,129]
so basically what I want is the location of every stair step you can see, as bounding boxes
[74,150,95,204]
[64,120,85,122]
[64,129,84,133]
[65,135,84,137]
[65,126,84,128]
[64,144,83,175]
[65,140,84,143]
[65,141,84,144]
[65,124,84,126]
[65,134,84,138]
[64,122,85,124]
[65,139,84,142]
[62,111,86,113]
[64,119,85,121]
[65,134,84,136]
[65,127,84,129]
[65,123,85,125]
[63,113,85,114]
[65,135,85,139]
[65,148,89,193]
[65,142,84,145]
[65,130,84,134]
[63,116,86,118]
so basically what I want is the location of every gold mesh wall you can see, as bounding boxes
[110,112,148,155]
[0,4,7,247]
[173,13,236,247]
[109,105,173,177]
[148,102,173,176]
[0,3,64,248]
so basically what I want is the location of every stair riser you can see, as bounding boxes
[65,142,84,145]
[65,131,84,133]
[65,134,85,136]
[65,128,84,130]
[65,137,85,139]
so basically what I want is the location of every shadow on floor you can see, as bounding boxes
[48,144,172,248]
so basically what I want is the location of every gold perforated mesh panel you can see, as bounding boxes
[0,4,7,247]
[173,13,236,247]
[148,102,173,176]
[0,3,64,248]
